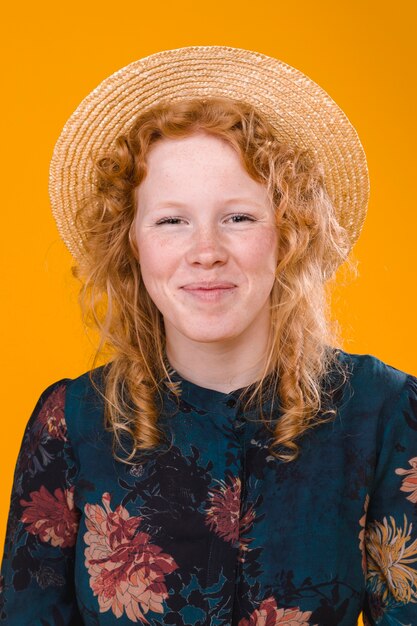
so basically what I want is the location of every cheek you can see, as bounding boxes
[244,230,278,274]
[138,237,175,277]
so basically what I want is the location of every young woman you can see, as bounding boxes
[1,46,416,626]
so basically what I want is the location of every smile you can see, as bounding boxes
[181,287,237,302]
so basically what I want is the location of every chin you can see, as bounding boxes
[180,326,244,344]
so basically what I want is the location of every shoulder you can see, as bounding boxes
[28,364,109,447]
[336,348,413,383]
[64,363,108,406]
[22,377,72,442]
[62,364,109,442]
[35,363,108,415]
[334,348,417,414]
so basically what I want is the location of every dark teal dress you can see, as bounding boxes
[1,349,417,626]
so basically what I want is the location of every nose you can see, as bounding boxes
[184,224,228,267]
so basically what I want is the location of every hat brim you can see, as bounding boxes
[49,45,370,270]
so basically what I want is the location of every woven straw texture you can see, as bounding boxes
[49,45,370,269]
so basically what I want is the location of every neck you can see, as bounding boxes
[164,326,273,394]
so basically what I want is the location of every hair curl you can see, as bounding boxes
[72,96,355,465]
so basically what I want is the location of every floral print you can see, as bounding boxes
[359,493,370,575]
[20,485,79,548]
[238,596,316,625]
[84,492,178,622]
[365,514,417,605]
[205,475,242,543]
[395,456,417,503]
[1,349,417,625]
[204,475,256,544]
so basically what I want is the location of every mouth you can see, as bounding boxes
[181,285,237,301]
[181,282,236,290]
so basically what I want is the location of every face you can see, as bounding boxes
[132,132,279,349]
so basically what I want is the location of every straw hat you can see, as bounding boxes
[49,45,370,271]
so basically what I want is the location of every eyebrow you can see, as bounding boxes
[152,197,266,210]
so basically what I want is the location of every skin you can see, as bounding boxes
[132,132,279,393]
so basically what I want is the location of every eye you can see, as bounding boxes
[155,217,184,225]
[228,214,256,223]
[155,213,256,226]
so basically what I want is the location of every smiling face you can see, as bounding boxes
[132,132,279,353]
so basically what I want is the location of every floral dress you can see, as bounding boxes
[1,348,417,625]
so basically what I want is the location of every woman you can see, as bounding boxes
[1,46,416,626]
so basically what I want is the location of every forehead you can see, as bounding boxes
[133,132,275,219]
[146,132,239,169]
[140,133,265,197]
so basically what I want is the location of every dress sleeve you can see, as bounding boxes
[362,372,417,626]
[0,379,83,625]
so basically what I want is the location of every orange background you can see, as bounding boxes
[1,2,416,624]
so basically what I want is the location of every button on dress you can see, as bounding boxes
[1,349,417,625]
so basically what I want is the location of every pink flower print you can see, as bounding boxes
[395,457,417,503]
[204,475,241,543]
[20,485,79,548]
[37,384,67,441]
[238,502,256,559]
[84,492,178,623]
[204,475,255,549]
[358,493,370,574]
[238,595,317,625]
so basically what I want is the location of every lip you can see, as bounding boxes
[182,282,236,290]
[181,282,237,303]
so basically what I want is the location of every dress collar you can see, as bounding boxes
[163,355,278,417]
